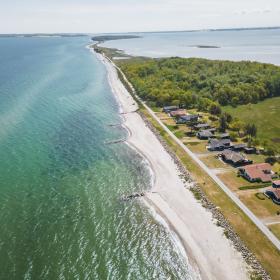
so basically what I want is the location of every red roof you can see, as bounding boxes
[170,109,187,117]
[272,180,280,186]
[268,188,280,200]
[242,163,272,182]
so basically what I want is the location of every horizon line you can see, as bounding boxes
[1,25,280,36]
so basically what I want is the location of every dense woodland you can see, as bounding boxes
[119,57,280,111]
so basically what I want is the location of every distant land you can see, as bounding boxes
[91,35,141,42]
[190,45,220,49]
[121,26,280,35]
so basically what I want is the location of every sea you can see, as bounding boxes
[0,36,195,279]
[102,28,280,65]
[1,29,280,279]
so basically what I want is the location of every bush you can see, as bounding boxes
[229,131,238,142]
[265,157,277,165]
[255,193,265,200]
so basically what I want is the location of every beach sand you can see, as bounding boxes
[96,51,250,280]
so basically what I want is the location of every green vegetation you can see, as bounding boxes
[119,57,280,151]
[238,183,271,190]
[224,97,280,151]
[119,57,280,109]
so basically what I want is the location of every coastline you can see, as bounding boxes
[93,49,250,280]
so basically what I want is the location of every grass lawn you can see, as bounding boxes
[141,107,280,279]
[218,171,249,191]
[201,155,228,169]
[272,162,280,174]
[185,141,207,153]
[239,192,280,218]
[269,224,280,240]
[246,154,267,164]
[224,97,280,150]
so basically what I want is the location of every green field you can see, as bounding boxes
[224,97,280,151]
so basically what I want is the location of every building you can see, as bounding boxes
[176,114,199,124]
[197,130,215,140]
[163,106,179,113]
[219,150,252,167]
[194,123,211,131]
[169,109,187,118]
[208,139,231,151]
[272,180,280,188]
[219,133,230,139]
[230,143,247,152]
[265,180,280,205]
[244,147,257,154]
[239,163,273,183]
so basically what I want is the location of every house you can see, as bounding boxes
[197,130,215,140]
[265,181,280,205]
[244,147,257,154]
[163,106,178,113]
[219,150,252,167]
[207,128,216,133]
[176,114,199,124]
[219,133,230,139]
[208,139,231,151]
[272,180,280,188]
[169,109,187,118]
[239,163,273,183]
[194,123,211,131]
[230,143,247,152]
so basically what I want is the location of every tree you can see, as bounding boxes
[230,119,245,136]
[219,113,228,132]
[209,103,221,115]
[244,124,257,138]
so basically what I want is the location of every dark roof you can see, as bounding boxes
[231,143,247,149]
[220,133,230,138]
[197,130,213,138]
[179,114,199,121]
[163,106,178,110]
[195,123,210,129]
[210,138,230,146]
[221,150,249,164]
[208,139,231,150]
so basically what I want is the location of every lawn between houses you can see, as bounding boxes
[224,97,280,152]
[140,107,280,280]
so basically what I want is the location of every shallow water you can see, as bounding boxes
[0,37,196,279]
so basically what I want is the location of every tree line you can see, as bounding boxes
[119,57,280,112]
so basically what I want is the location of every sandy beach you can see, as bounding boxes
[95,51,250,280]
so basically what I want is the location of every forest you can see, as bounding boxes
[119,57,280,111]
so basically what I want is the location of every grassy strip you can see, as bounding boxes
[140,107,280,280]
[239,183,271,190]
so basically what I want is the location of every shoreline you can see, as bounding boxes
[92,49,251,280]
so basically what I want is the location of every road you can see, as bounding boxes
[112,57,280,252]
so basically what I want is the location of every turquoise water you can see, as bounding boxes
[0,37,194,279]
[103,29,280,65]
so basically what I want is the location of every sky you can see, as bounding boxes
[0,0,280,34]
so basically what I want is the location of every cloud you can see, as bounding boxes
[1,0,280,33]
